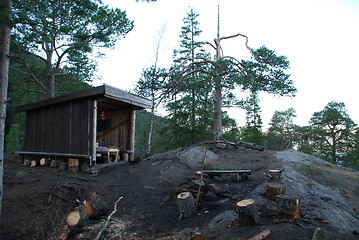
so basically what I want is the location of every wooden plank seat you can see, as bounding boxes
[195,170,252,177]
[96,146,120,163]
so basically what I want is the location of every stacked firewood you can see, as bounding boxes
[23,157,89,172]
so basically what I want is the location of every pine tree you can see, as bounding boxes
[241,91,264,145]
[165,9,213,147]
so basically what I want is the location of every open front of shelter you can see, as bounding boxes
[16,84,151,169]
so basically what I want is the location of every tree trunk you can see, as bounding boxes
[45,46,55,98]
[0,0,11,224]
[213,85,222,140]
[236,199,257,225]
[177,192,196,219]
[266,183,285,200]
[147,102,155,156]
[213,7,223,141]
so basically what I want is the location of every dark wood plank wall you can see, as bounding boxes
[24,99,94,155]
[96,109,132,152]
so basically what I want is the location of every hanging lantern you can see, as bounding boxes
[99,111,106,120]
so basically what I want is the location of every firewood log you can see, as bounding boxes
[266,183,285,200]
[65,209,88,228]
[177,192,196,219]
[236,199,257,225]
[248,229,270,240]
[86,192,109,218]
[40,157,50,167]
[276,195,300,220]
[30,159,39,167]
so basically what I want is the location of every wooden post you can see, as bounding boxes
[177,192,196,219]
[276,195,300,220]
[128,109,136,161]
[236,199,257,225]
[266,183,285,200]
[91,100,97,166]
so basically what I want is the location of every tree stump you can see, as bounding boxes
[177,192,196,219]
[276,195,300,220]
[66,209,89,228]
[236,199,257,225]
[40,157,50,167]
[266,183,285,200]
[266,169,283,183]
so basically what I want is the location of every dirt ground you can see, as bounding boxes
[1,141,358,240]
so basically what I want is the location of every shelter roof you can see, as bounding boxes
[16,84,152,112]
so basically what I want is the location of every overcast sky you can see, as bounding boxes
[95,0,359,129]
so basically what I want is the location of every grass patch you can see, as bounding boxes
[203,163,224,171]
[296,165,347,191]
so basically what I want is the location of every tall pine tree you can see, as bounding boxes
[165,9,213,147]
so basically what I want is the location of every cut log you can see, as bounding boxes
[207,183,229,194]
[276,195,301,220]
[266,183,285,200]
[58,161,68,170]
[81,200,93,217]
[189,179,206,191]
[40,157,50,167]
[23,159,31,167]
[248,229,271,240]
[87,192,109,218]
[236,199,257,225]
[177,192,196,219]
[65,209,88,228]
[50,159,59,168]
[266,169,283,183]
[30,159,38,167]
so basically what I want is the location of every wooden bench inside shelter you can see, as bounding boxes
[96,146,120,163]
[195,170,252,177]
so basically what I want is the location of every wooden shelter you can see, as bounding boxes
[16,84,151,167]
